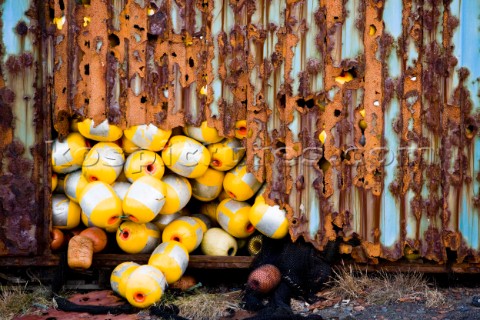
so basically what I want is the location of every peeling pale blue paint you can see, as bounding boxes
[287,109,300,142]
[2,0,35,159]
[380,97,401,247]
[2,0,31,56]
[341,0,363,59]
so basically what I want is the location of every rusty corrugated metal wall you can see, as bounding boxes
[0,0,49,256]
[44,0,480,264]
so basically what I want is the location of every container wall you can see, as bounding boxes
[40,0,480,264]
[0,0,49,256]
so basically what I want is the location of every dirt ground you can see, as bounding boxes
[3,269,480,320]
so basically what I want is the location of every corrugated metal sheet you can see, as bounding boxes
[0,0,474,265]
[0,0,49,256]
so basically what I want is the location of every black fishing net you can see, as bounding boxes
[243,236,341,320]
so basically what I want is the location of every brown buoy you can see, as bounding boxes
[247,264,281,294]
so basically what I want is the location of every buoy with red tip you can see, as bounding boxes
[123,124,171,151]
[116,221,161,254]
[183,121,223,144]
[125,265,167,308]
[124,150,165,182]
[249,192,289,239]
[162,217,203,253]
[110,262,140,298]
[52,132,88,173]
[122,175,167,223]
[77,118,123,142]
[79,181,123,229]
[82,142,125,184]
[64,170,88,203]
[148,241,189,284]
[191,168,224,202]
[216,198,254,238]
[207,138,245,171]
[234,120,248,139]
[160,174,192,215]
[161,135,211,178]
[223,160,262,201]
[52,194,81,230]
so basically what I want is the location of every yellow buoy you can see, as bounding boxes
[161,135,211,178]
[116,221,161,254]
[201,228,238,256]
[82,142,125,184]
[223,160,262,201]
[64,170,88,203]
[160,174,192,215]
[148,241,189,284]
[111,181,131,201]
[249,194,289,239]
[79,181,123,229]
[81,211,121,232]
[52,194,81,230]
[191,213,212,231]
[123,124,172,152]
[110,262,140,298]
[151,210,188,231]
[207,138,245,171]
[52,173,58,192]
[124,150,165,182]
[125,265,167,308]
[122,175,167,223]
[199,202,219,223]
[121,135,141,154]
[216,199,254,238]
[191,168,224,202]
[234,120,248,140]
[77,118,123,142]
[162,217,203,253]
[52,133,88,173]
[183,121,223,144]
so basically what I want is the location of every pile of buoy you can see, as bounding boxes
[51,118,289,308]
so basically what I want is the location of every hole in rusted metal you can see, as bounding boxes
[359,119,367,132]
[373,100,380,106]
[84,98,89,105]
[359,135,366,146]
[466,124,476,139]
[84,40,90,48]
[188,57,194,67]
[59,0,65,11]
[292,219,298,225]
[125,14,129,20]
[49,6,54,19]
[84,64,89,75]
[81,0,91,4]
[133,24,145,32]
[369,24,377,36]
[275,141,287,158]
[318,156,331,172]
[108,34,120,47]
[62,87,66,94]
[140,96,147,103]
[341,150,351,161]
[171,52,177,57]
[334,109,341,117]
[278,94,286,108]
[147,33,158,42]
[296,98,315,108]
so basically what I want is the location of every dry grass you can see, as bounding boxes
[327,264,447,308]
[0,285,52,320]
[167,289,242,320]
